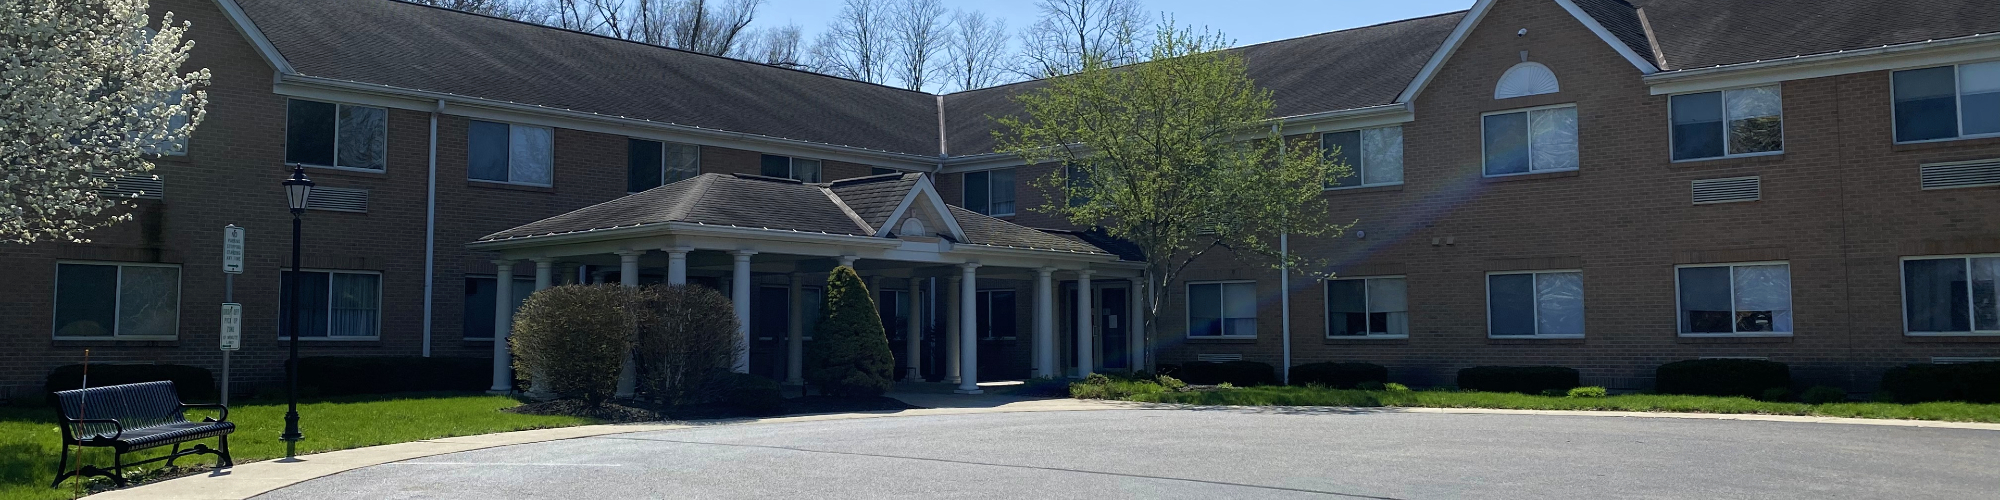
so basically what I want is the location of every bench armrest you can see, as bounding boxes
[65,418,124,441]
[182,403,229,423]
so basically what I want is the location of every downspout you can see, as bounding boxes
[935,94,949,175]
[1276,123,1292,384]
[421,99,443,357]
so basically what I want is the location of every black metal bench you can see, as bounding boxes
[51,380,234,488]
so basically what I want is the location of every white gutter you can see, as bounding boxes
[420,99,442,357]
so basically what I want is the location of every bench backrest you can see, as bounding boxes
[54,381,187,439]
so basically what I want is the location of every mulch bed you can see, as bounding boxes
[507,399,660,422]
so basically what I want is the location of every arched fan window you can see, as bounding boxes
[1495,62,1560,99]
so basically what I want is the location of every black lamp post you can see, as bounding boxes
[281,165,313,459]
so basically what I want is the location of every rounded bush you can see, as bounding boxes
[510,284,635,405]
[1383,382,1411,392]
[804,267,896,397]
[1456,366,1580,394]
[1655,359,1790,398]
[1355,381,1386,391]
[1880,362,2000,404]
[1567,386,1607,398]
[1289,362,1387,389]
[1800,386,1848,404]
[1174,361,1278,386]
[630,284,743,407]
[1759,387,1794,402]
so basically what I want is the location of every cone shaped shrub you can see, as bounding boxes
[510,284,635,405]
[804,266,896,397]
[631,284,744,407]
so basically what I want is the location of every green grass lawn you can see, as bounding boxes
[1,393,593,500]
[1119,385,2000,423]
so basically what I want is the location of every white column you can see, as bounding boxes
[1129,277,1147,373]
[731,250,756,373]
[944,274,961,384]
[1075,269,1094,377]
[906,278,923,382]
[786,272,805,385]
[615,250,642,398]
[525,259,555,399]
[665,247,690,285]
[489,260,516,393]
[1035,267,1056,379]
[955,263,982,394]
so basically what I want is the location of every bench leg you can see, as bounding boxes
[166,443,181,467]
[111,451,128,488]
[217,436,234,468]
[49,444,69,488]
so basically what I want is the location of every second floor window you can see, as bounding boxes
[1482,105,1578,176]
[469,120,553,186]
[963,168,1015,216]
[286,99,385,170]
[627,139,700,192]
[1671,85,1783,161]
[1894,61,2000,143]
[1323,125,1405,188]
[760,154,822,182]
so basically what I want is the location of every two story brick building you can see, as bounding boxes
[4,0,1996,397]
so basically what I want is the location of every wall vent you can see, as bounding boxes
[94,174,163,200]
[1920,158,2000,190]
[307,187,369,213]
[1691,176,1759,204]
[1932,356,2000,365]
[1196,353,1242,362]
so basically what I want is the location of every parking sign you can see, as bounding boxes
[223,225,246,274]
[220,303,242,351]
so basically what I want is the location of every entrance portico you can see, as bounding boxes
[468,172,1142,395]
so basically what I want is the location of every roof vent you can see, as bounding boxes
[1691,176,1759,204]
[306,186,369,213]
[1196,353,1242,362]
[1920,158,2000,190]
[1494,62,1559,99]
[94,174,163,200]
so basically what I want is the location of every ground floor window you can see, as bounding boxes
[53,262,181,339]
[464,275,534,340]
[1487,271,1583,337]
[1188,281,1256,338]
[1326,276,1407,337]
[1904,255,1999,335]
[975,290,1016,339]
[279,270,383,338]
[1677,263,1792,335]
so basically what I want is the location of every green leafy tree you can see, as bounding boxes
[994,22,1346,371]
[804,266,897,396]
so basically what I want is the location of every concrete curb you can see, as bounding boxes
[85,396,1999,499]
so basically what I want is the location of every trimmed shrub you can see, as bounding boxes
[1567,386,1607,398]
[1383,382,1411,392]
[1655,359,1791,398]
[1174,361,1279,386]
[630,284,743,407]
[1456,366,1580,394]
[1800,386,1848,404]
[1289,362,1388,389]
[1760,387,1794,402]
[711,372,785,415]
[297,356,491,396]
[1155,374,1187,390]
[804,266,896,397]
[45,364,216,404]
[510,284,636,405]
[1356,381,1386,391]
[1880,362,2000,404]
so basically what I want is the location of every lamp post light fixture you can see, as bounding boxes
[280,164,313,459]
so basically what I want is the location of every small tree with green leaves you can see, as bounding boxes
[804,266,897,396]
[994,21,1346,371]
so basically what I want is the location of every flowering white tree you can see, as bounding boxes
[1,0,209,244]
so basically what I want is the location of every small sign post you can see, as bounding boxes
[221,225,245,405]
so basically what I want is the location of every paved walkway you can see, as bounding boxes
[91,394,2000,499]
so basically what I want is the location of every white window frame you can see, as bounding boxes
[1186,280,1258,339]
[626,138,702,193]
[976,289,1017,340]
[276,268,385,341]
[462,274,536,341]
[51,261,182,340]
[761,154,823,183]
[1672,261,1795,338]
[1323,275,1408,339]
[1668,85,1786,162]
[963,168,1017,216]
[1899,254,2000,337]
[284,98,389,173]
[1891,60,2000,145]
[1479,103,1580,178]
[1484,269,1585,339]
[467,120,554,187]
[1322,126,1405,190]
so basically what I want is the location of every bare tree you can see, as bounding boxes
[740,24,806,68]
[1019,0,1149,77]
[667,0,760,56]
[810,0,890,83]
[887,0,948,91]
[943,9,1011,92]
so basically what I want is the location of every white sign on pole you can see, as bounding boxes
[223,225,246,274]
[220,303,242,351]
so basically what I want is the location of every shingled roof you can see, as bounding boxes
[1632,0,2000,71]
[480,173,1118,256]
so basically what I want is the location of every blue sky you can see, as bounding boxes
[758,0,1474,49]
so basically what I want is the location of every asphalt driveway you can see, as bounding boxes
[255,408,2000,499]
